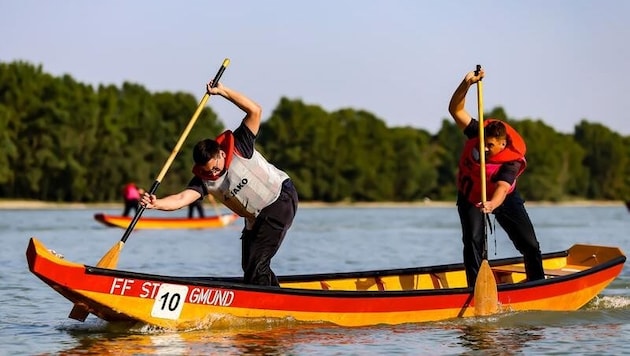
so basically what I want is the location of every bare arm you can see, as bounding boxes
[140,189,201,211]
[448,69,484,130]
[207,82,262,135]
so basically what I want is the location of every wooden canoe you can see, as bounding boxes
[26,237,625,329]
[93,213,239,229]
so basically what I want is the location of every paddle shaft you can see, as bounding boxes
[475,65,486,204]
[475,64,489,259]
[119,58,230,244]
[471,66,498,316]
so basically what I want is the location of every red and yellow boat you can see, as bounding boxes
[26,237,625,329]
[94,213,239,230]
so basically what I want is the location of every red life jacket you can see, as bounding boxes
[457,119,527,204]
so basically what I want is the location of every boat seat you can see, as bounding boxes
[492,265,579,277]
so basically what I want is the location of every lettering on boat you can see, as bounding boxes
[109,278,162,298]
[188,287,235,306]
[108,278,237,320]
[140,281,162,298]
[108,279,235,306]
[151,283,189,320]
[110,278,136,295]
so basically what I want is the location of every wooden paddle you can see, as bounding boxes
[68,58,230,321]
[472,64,499,316]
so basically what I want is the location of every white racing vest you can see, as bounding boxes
[202,150,289,222]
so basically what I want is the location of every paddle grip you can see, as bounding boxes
[210,58,230,89]
[147,180,161,195]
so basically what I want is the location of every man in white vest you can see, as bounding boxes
[141,80,298,287]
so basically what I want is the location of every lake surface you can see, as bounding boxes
[1,205,629,355]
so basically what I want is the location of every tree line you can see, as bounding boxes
[1,61,629,203]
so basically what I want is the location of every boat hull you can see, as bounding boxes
[26,238,625,329]
[94,213,239,229]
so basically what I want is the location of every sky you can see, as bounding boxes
[2,0,629,135]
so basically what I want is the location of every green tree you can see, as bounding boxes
[433,119,464,200]
[2,60,630,204]
[390,126,439,200]
[512,119,586,201]
[574,121,627,199]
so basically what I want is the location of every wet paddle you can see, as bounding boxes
[472,64,498,316]
[68,58,230,321]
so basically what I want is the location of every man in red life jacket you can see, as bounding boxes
[448,68,545,287]
[141,80,298,287]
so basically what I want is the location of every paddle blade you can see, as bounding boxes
[67,242,124,321]
[96,241,125,269]
[473,259,498,316]
[68,304,89,321]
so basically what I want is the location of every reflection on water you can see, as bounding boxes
[456,322,544,355]
[49,304,630,355]
[56,323,343,355]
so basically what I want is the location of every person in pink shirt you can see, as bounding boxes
[122,183,142,217]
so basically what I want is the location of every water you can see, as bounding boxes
[1,205,629,355]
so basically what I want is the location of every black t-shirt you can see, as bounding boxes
[463,119,520,185]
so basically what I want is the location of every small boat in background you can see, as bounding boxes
[625,200,630,212]
[94,212,239,230]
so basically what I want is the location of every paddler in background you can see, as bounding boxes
[121,182,143,217]
[448,68,545,287]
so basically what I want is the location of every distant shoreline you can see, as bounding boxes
[0,199,625,210]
